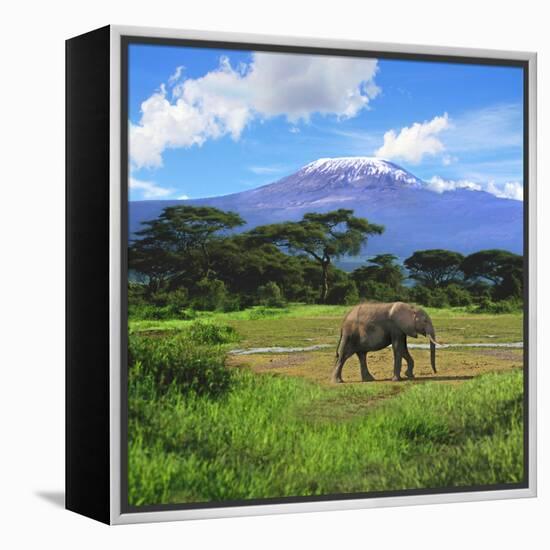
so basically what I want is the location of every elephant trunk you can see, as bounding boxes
[426,322,437,374]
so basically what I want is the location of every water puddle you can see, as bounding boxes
[229,342,523,355]
[230,344,332,355]
[408,342,523,350]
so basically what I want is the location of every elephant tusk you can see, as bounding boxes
[428,334,444,347]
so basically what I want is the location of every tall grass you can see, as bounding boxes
[128,321,239,397]
[129,303,523,336]
[128,336,524,507]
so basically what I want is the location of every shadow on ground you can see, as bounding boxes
[35,491,65,508]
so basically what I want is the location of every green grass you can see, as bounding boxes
[128,366,524,506]
[127,306,524,507]
[130,303,523,347]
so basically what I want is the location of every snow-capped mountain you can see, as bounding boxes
[301,157,424,188]
[236,157,425,209]
[129,157,523,265]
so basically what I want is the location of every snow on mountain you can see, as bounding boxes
[301,157,424,187]
[129,157,523,265]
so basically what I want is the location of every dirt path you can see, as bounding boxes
[227,345,524,387]
[229,342,523,355]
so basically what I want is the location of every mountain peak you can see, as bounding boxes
[304,156,390,171]
[299,156,424,188]
[130,155,523,258]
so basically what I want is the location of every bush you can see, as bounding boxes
[129,329,233,398]
[409,285,431,306]
[128,304,177,320]
[466,281,492,300]
[257,282,286,307]
[185,321,239,345]
[428,288,450,308]
[445,284,472,307]
[191,278,229,311]
[128,282,148,305]
[409,284,472,308]
[289,284,318,304]
[150,288,189,308]
[358,280,409,302]
[472,298,523,314]
[326,280,359,305]
[247,306,290,320]
[128,287,194,320]
[221,295,242,312]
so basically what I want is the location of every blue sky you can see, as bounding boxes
[128,43,524,201]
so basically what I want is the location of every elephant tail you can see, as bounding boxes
[335,329,343,359]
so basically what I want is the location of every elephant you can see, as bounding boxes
[332,301,440,383]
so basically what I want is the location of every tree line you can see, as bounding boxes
[128,205,523,316]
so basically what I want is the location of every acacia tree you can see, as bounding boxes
[129,205,245,290]
[404,249,464,289]
[247,209,384,302]
[462,249,523,299]
[352,254,405,290]
[128,224,177,293]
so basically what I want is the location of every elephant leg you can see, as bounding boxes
[403,341,415,379]
[357,352,375,382]
[391,337,403,381]
[332,344,353,384]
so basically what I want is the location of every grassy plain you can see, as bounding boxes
[127,304,524,507]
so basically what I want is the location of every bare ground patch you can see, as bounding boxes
[227,346,523,387]
[476,349,524,362]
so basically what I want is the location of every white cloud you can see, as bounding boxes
[130,53,379,169]
[486,180,523,201]
[375,113,450,164]
[425,175,523,201]
[168,65,184,86]
[178,193,190,200]
[248,165,287,175]
[289,126,300,134]
[425,176,482,194]
[246,52,379,121]
[129,177,173,199]
[442,154,457,166]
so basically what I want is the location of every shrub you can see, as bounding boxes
[428,288,450,308]
[221,295,242,312]
[128,330,233,397]
[128,304,175,320]
[326,280,359,305]
[409,284,472,308]
[466,281,492,300]
[128,287,194,320]
[257,281,286,307]
[445,284,472,307]
[409,285,431,306]
[289,285,318,304]
[150,288,189,308]
[128,282,148,305]
[472,298,523,314]
[247,306,290,320]
[191,278,229,311]
[185,321,239,345]
[358,280,409,302]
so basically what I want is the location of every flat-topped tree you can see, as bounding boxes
[129,205,245,288]
[461,249,523,299]
[404,249,465,289]
[248,209,384,302]
[352,254,405,290]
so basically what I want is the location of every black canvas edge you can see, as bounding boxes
[65,25,112,525]
[118,34,531,517]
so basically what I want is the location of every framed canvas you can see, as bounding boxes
[66,25,537,525]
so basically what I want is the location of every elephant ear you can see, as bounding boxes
[389,302,418,338]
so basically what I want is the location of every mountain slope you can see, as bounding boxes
[129,157,523,266]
